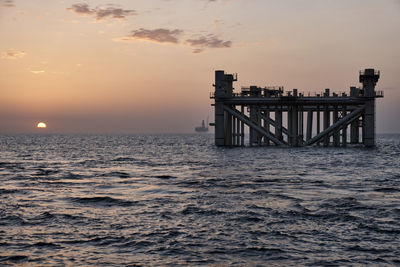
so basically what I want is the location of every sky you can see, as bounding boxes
[1,0,399,133]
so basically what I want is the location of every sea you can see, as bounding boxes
[0,133,399,266]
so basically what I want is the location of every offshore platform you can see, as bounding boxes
[210,69,383,147]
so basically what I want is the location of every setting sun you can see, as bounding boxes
[37,122,47,128]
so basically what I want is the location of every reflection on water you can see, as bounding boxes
[0,134,399,265]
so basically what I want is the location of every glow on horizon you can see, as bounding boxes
[37,122,47,128]
[0,0,399,133]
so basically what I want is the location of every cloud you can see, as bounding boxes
[119,28,183,44]
[95,7,136,20]
[1,0,14,7]
[192,48,204,54]
[67,3,136,21]
[30,70,45,74]
[68,3,92,15]
[186,34,232,53]
[1,50,26,59]
[116,29,232,53]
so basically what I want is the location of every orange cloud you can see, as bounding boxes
[1,0,14,7]
[67,3,136,21]
[186,34,232,53]
[119,28,183,44]
[30,70,45,74]
[1,50,26,59]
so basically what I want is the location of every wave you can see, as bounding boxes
[26,242,63,249]
[153,175,176,179]
[374,187,400,193]
[111,156,137,162]
[70,196,140,207]
[0,188,20,194]
[101,171,130,178]
[35,168,59,176]
[181,205,225,216]
[0,255,29,263]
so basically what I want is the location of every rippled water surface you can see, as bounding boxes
[1,134,399,266]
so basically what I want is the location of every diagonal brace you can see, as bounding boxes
[304,106,365,146]
[260,114,289,137]
[224,106,286,146]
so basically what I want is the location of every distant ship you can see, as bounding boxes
[195,119,209,133]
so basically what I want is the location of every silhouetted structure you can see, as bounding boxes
[195,119,209,133]
[210,69,383,147]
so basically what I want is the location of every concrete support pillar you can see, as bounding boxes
[306,111,313,141]
[351,118,360,144]
[249,105,257,146]
[257,108,262,145]
[214,70,236,146]
[323,89,330,147]
[323,105,330,147]
[215,101,225,146]
[317,105,321,146]
[299,107,304,145]
[225,107,233,146]
[241,105,245,146]
[360,69,379,147]
[250,105,262,146]
[288,105,298,146]
[342,106,347,147]
[333,106,340,147]
[214,71,226,146]
[232,111,236,146]
[294,106,299,146]
[363,101,375,147]
[236,116,240,146]
[287,108,292,145]
[275,108,283,142]
[361,115,365,144]
[264,109,270,146]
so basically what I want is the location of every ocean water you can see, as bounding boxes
[0,133,399,266]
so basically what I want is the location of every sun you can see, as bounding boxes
[37,122,47,128]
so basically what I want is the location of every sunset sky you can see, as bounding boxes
[1,0,399,133]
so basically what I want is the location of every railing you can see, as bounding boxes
[210,90,384,99]
[241,86,284,92]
